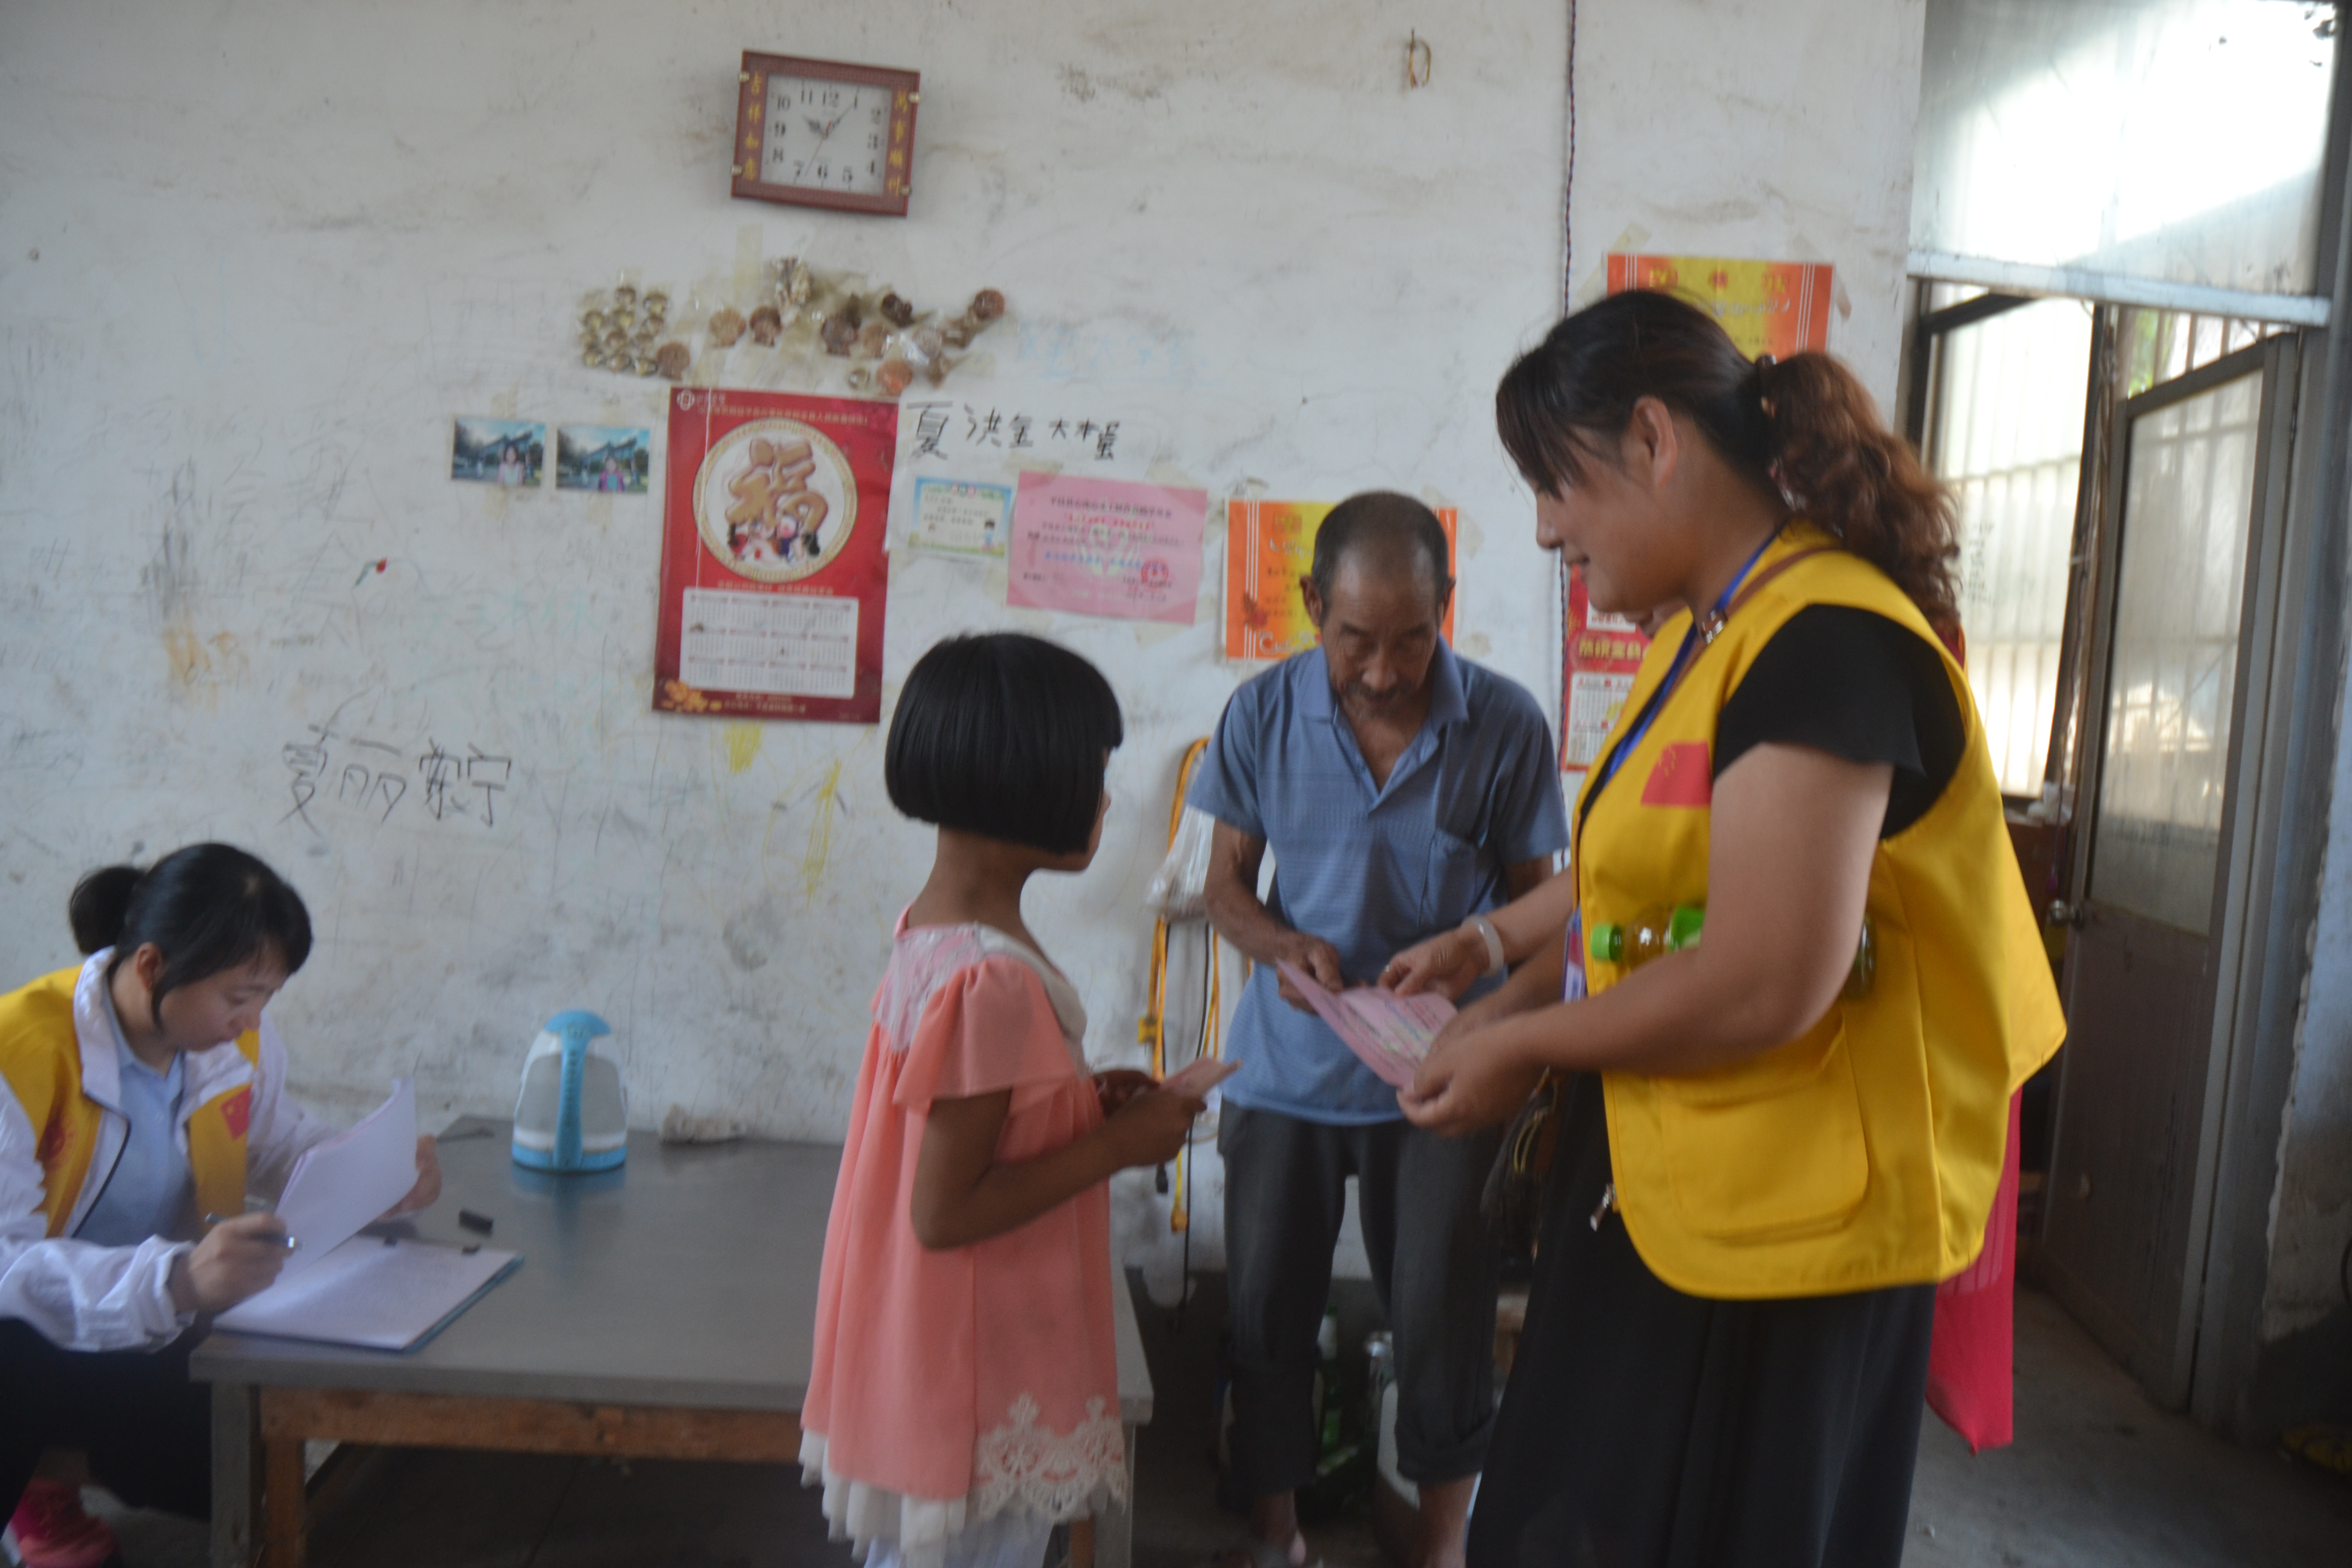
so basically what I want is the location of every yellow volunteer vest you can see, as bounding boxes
[0,965,260,1237]
[1575,525,2065,1299]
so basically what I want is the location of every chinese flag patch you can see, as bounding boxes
[1641,742,1714,807]
[218,1087,252,1140]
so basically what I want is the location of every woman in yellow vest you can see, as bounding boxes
[0,843,440,1568]
[1395,291,2064,1567]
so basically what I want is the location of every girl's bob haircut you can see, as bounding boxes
[886,633,1124,855]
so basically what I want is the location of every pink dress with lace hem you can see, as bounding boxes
[799,921,1124,1566]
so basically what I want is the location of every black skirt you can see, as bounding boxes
[1467,1075,1935,1568]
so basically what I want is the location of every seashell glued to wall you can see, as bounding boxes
[749,305,784,346]
[707,307,746,348]
[654,341,692,380]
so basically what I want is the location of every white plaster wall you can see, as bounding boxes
[0,0,1925,1278]
[1571,0,1927,417]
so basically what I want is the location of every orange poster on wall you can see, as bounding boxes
[1605,254,1834,359]
[1223,500,1456,662]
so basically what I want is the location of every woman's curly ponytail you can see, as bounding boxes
[1755,351,1961,633]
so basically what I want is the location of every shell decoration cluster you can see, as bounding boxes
[575,260,1007,399]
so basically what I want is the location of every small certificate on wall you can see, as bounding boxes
[1007,474,1208,624]
[653,389,897,723]
[908,476,1014,558]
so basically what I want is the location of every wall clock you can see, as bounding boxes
[732,52,920,217]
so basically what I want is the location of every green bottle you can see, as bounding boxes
[1588,904,1876,1000]
[1586,904,1705,969]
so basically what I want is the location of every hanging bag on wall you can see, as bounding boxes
[1145,803,1218,920]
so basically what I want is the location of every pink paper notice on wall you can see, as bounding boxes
[1008,473,1208,624]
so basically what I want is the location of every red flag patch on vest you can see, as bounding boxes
[219,1086,252,1140]
[1640,742,1713,807]
[36,1115,65,1164]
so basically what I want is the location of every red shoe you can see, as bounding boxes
[6,1480,119,1568]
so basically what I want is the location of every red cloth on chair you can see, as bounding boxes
[1925,1091,2022,1452]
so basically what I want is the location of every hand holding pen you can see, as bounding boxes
[170,1212,298,1314]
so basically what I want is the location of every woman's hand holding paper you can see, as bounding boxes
[384,1134,442,1218]
[1380,926,1487,999]
[1398,1016,1545,1136]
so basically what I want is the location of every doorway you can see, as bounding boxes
[1912,292,2304,1407]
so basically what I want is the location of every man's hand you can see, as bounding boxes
[384,1135,442,1217]
[1272,934,1346,1012]
[1205,822,1344,1013]
[170,1214,292,1313]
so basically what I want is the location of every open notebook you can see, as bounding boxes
[214,1235,521,1352]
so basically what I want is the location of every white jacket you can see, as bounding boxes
[0,952,337,1351]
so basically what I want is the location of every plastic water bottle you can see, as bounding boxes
[1588,903,1876,999]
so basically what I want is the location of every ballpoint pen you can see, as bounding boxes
[202,1213,299,1249]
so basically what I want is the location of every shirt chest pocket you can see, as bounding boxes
[1418,826,1488,926]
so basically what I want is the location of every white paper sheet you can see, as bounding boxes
[214,1236,520,1351]
[271,1080,418,1276]
[1276,963,1454,1089]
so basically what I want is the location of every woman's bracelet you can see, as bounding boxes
[1467,915,1507,977]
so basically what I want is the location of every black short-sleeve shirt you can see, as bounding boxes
[1714,606,1966,838]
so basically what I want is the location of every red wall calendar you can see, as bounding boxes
[1560,566,1652,798]
[654,389,897,724]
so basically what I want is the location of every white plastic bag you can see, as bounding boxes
[1145,805,1217,919]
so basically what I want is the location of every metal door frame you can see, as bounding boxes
[2048,332,2301,1406]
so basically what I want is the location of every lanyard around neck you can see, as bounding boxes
[1583,527,1784,804]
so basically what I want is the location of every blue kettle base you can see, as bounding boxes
[511,1142,626,1173]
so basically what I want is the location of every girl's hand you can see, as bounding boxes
[1099,1088,1205,1169]
[1399,1021,1544,1136]
[1091,1069,1156,1116]
[1381,926,1485,999]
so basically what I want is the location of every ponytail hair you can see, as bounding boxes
[69,844,312,1025]
[1496,289,1961,632]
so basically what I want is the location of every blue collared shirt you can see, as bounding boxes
[75,1003,193,1247]
[1189,643,1570,1123]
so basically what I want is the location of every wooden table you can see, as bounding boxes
[192,1117,1153,1568]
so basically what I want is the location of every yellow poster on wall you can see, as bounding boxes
[1223,500,1457,662]
[1605,254,1834,359]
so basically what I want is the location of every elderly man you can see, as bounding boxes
[1191,491,1568,1568]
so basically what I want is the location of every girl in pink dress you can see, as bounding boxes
[801,633,1205,1568]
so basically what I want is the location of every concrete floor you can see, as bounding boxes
[1904,1289,2352,1566]
[74,1283,2352,1567]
